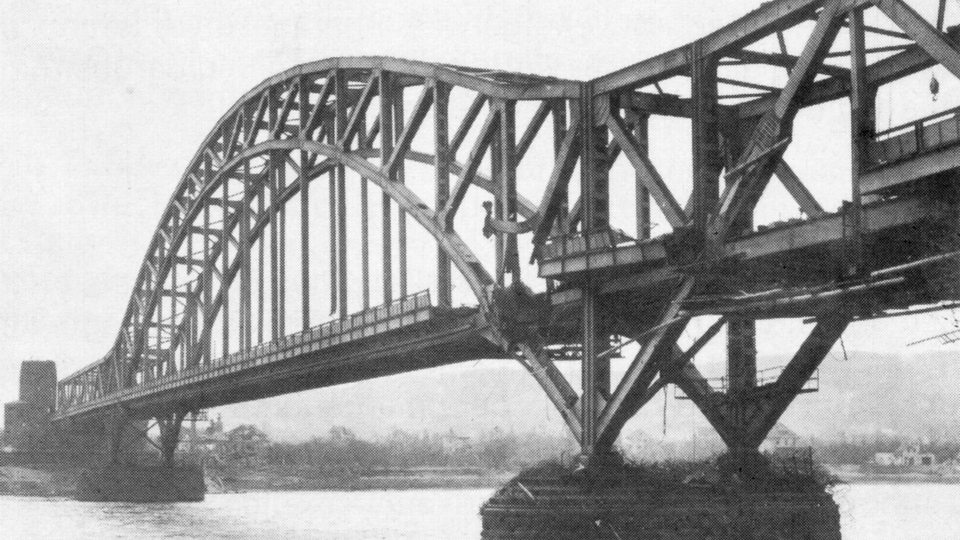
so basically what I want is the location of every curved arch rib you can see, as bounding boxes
[125,140,499,382]
[95,59,584,389]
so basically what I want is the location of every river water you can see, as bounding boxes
[1,484,959,539]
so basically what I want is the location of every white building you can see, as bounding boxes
[874,452,899,466]
[761,423,802,454]
[873,444,937,468]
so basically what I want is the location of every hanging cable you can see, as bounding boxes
[662,386,668,438]
[887,86,893,130]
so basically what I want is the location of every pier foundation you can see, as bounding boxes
[481,461,840,540]
[72,407,204,502]
[76,463,205,502]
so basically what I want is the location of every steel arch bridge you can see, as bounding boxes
[53,0,960,463]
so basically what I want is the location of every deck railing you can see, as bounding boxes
[674,366,819,398]
[57,290,433,416]
[208,289,432,371]
[540,228,636,262]
[866,104,960,168]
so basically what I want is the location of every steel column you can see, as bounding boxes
[849,6,873,276]
[202,156,212,364]
[360,115,371,310]
[277,157,287,335]
[395,84,407,298]
[691,41,722,230]
[257,163,265,343]
[300,77,311,330]
[627,109,651,240]
[434,82,452,307]
[577,82,610,456]
[379,71,394,303]
[221,161,230,358]
[240,161,252,350]
[552,100,569,234]
[494,99,519,284]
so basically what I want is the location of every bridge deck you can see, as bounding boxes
[541,103,960,293]
[540,195,945,280]
[540,193,955,324]
[863,104,960,194]
[55,292,504,421]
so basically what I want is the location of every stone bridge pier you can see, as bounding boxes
[3,360,202,501]
[71,406,203,502]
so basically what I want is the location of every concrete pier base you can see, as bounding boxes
[481,465,840,540]
[75,464,205,502]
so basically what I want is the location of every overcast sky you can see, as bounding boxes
[2,0,960,435]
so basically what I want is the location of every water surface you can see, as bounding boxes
[2,484,959,539]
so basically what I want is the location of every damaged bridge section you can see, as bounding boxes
[10,0,960,515]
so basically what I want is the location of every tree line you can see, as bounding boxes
[199,424,576,475]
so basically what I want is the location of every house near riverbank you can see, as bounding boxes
[873,444,937,469]
[762,424,803,454]
[178,415,230,465]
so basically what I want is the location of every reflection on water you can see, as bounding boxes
[1,484,959,539]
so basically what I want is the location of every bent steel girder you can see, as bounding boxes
[533,0,960,456]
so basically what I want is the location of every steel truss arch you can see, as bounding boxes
[147,140,499,372]
[57,0,960,465]
[97,58,577,393]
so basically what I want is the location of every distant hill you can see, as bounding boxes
[779,350,960,440]
[216,361,572,442]
[214,351,960,442]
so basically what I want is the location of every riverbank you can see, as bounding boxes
[220,467,514,492]
[0,463,514,496]
[825,464,960,484]
[11,461,960,499]
[832,472,960,483]
[0,466,76,496]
